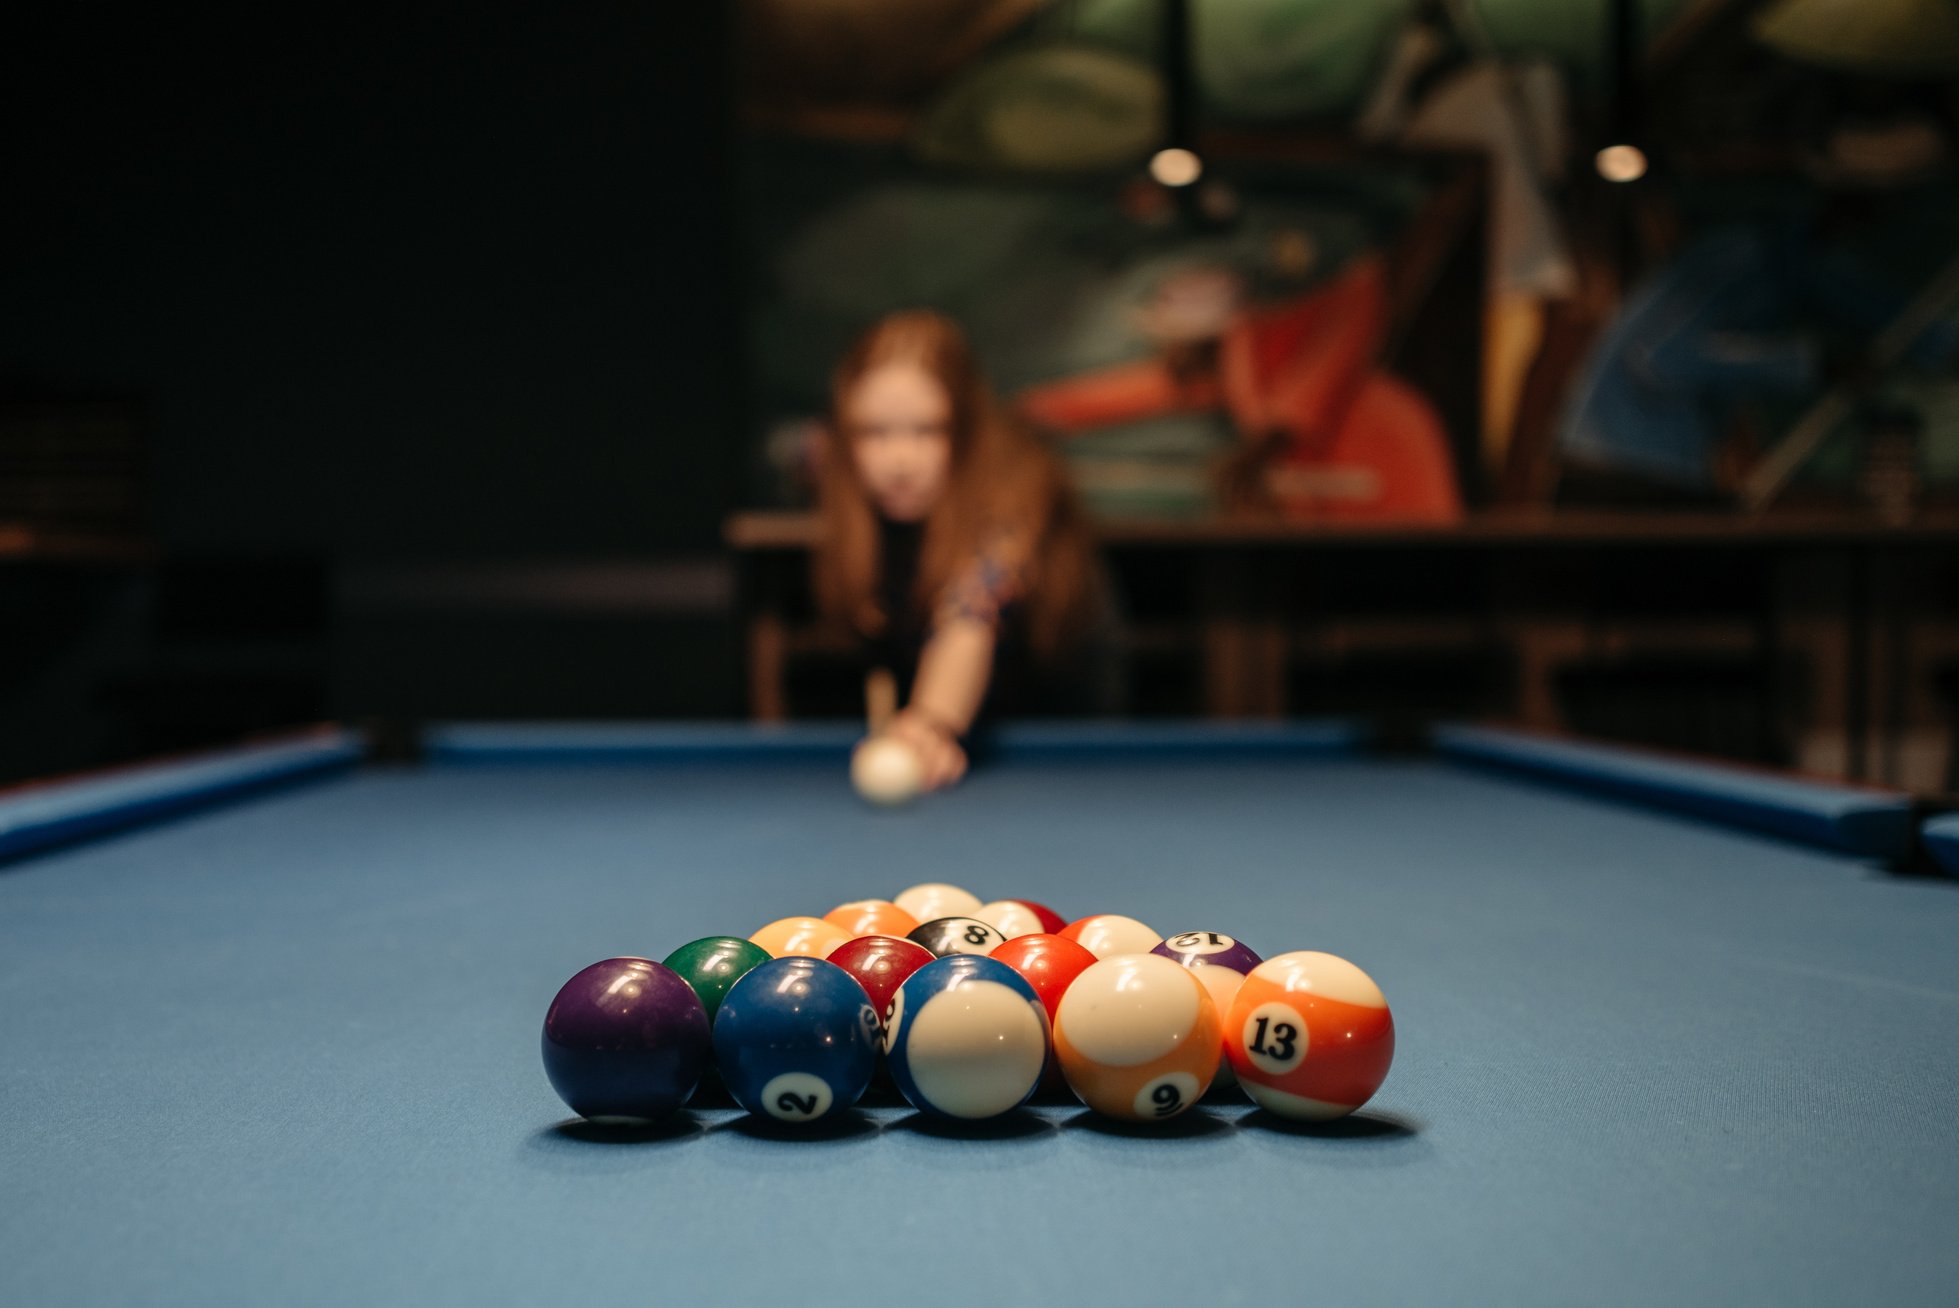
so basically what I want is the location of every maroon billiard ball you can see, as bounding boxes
[826,934,935,1030]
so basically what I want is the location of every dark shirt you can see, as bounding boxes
[869,516,1123,733]
[871,517,1032,725]
[873,518,928,689]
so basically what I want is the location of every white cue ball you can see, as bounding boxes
[852,736,924,807]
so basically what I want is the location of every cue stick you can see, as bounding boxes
[865,667,897,736]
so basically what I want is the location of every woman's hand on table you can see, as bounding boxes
[888,709,967,791]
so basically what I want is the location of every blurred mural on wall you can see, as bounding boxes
[740,0,1959,518]
[741,0,1512,519]
[743,133,1457,519]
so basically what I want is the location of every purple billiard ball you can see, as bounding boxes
[1152,930,1263,977]
[541,957,711,1123]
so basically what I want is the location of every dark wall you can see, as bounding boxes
[4,4,740,556]
[2,6,746,764]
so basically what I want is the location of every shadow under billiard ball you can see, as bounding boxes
[886,1108,1058,1141]
[547,1114,706,1145]
[715,1108,882,1143]
[1062,1108,1238,1139]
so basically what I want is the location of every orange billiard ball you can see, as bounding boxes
[1053,953,1221,1123]
[750,916,854,959]
[823,899,920,939]
[1223,951,1394,1121]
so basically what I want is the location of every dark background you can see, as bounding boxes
[2,4,748,778]
[6,3,1957,791]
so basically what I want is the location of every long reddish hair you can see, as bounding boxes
[815,310,1096,661]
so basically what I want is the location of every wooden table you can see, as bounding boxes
[0,526,153,567]
[725,508,1959,784]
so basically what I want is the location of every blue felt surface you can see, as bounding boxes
[0,729,363,863]
[1434,723,1917,862]
[2,755,1957,1307]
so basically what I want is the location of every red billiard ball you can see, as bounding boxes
[990,932,1099,1090]
[989,932,1098,1025]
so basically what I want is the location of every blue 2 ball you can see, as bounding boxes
[712,956,880,1125]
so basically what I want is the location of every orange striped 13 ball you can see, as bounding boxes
[1224,951,1394,1121]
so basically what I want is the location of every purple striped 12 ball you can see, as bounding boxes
[1150,931,1263,1090]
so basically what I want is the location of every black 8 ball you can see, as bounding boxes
[907,916,1008,958]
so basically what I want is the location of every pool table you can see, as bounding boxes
[2,721,1955,1306]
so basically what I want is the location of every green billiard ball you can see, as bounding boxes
[661,936,774,1093]
[661,936,773,1024]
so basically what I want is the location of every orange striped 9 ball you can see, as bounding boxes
[1052,953,1221,1123]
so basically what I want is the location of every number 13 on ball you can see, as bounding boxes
[1223,951,1394,1121]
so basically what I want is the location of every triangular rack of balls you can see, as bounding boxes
[541,882,1394,1128]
